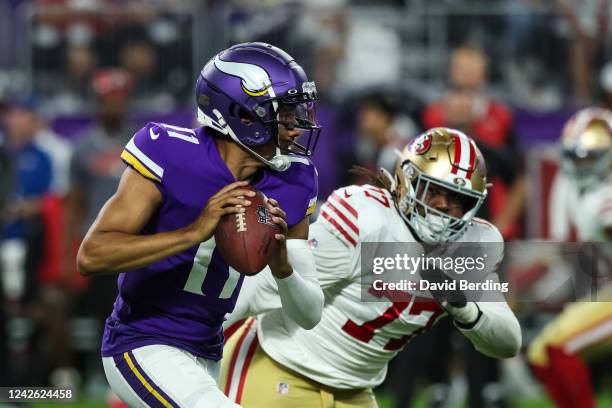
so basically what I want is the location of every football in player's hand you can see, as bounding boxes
[215,185,279,276]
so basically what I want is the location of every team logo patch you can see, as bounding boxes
[453,177,467,186]
[413,134,432,155]
[277,382,289,396]
[256,205,274,226]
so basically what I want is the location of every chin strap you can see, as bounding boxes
[198,108,292,172]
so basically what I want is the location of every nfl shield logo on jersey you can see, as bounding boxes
[277,382,289,396]
[308,237,319,249]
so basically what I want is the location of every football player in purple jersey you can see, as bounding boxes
[77,43,324,408]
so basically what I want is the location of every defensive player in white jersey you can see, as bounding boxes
[220,128,521,407]
[528,107,612,408]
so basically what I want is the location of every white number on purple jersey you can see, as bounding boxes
[183,237,240,298]
[160,124,200,145]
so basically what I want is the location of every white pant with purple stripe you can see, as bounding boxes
[102,344,241,408]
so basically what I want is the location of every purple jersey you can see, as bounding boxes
[101,122,318,360]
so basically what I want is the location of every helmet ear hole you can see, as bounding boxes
[228,103,237,118]
[238,108,254,125]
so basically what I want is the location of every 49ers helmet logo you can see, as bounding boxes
[413,134,432,155]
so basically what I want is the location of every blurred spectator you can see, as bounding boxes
[49,44,99,115]
[0,97,81,388]
[60,68,136,393]
[118,37,175,111]
[291,0,347,99]
[0,126,10,386]
[335,6,401,98]
[65,68,135,319]
[422,45,525,241]
[355,92,418,174]
[1,101,51,304]
[0,124,10,216]
[5,96,78,387]
[553,0,612,105]
[67,68,134,238]
[422,45,524,408]
[600,61,612,111]
[9,96,73,196]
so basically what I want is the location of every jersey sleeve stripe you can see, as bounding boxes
[325,201,359,235]
[320,210,357,246]
[125,138,165,179]
[330,192,358,218]
[121,150,162,182]
[306,196,317,216]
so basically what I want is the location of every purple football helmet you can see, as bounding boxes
[196,42,321,171]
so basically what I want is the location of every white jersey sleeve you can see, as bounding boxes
[457,220,522,358]
[458,301,522,358]
[224,239,324,330]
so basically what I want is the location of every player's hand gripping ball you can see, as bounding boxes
[215,185,280,275]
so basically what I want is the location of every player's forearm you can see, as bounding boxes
[456,301,521,359]
[77,227,198,276]
[275,239,324,329]
[275,272,324,330]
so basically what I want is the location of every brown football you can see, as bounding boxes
[214,185,280,276]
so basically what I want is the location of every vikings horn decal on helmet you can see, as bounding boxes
[393,128,488,243]
[560,107,612,189]
[195,43,322,171]
[213,56,272,97]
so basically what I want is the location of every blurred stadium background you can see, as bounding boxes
[0,0,611,407]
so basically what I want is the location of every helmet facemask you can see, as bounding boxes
[257,94,321,156]
[396,161,486,244]
[561,147,612,190]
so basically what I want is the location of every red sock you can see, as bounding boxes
[532,346,596,408]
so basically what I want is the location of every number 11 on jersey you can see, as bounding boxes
[183,238,241,299]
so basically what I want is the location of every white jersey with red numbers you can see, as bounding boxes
[549,173,612,242]
[226,184,521,389]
